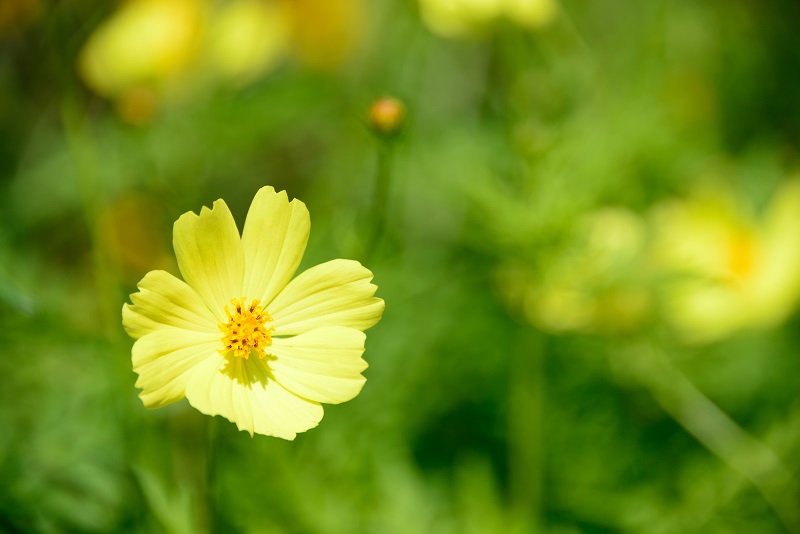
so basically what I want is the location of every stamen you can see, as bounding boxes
[219,297,274,359]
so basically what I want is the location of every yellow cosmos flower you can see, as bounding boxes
[122,186,384,439]
[499,208,651,334]
[652,180,800,344]
[78,0,366,121]
[206,0,290,85]
[78,0,206,99]
[285,0,366,71]
[418,0,557,38]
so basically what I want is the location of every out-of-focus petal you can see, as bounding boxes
[663,281,744,344]
[505,0,558,29]
[78,0,205,97]
[287,0,366,69]
[750,180,800,323]
[207,0,290,84]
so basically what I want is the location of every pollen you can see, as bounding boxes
[218,297,275,359]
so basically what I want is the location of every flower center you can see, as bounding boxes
[727,232,756,280]
[218,297,274,359]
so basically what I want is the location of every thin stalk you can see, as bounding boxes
[509,328,545,529]
[363,141,394,262]
[617,341,800,533]
[205,416,219,533]
[688,400,800,532]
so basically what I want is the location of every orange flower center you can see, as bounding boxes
[218,297,274,359]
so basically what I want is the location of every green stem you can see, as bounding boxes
[509,328,545,529]
[204,416,218,533]
[363,141,394,262]
[688,400,800,532]
[617,342,800,532]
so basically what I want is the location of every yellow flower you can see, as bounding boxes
[418,0,557,38]
[78,0,367,122]
[78,0,206,99]
[500,208,651,334]
[122,186,384,439]
[206,0,290,85]
[285,0,366,70]
[652,180,800,344]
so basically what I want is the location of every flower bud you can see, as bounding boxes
[368,97,406,139]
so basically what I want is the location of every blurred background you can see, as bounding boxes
[2,0,800,532]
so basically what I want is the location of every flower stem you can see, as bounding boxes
[616,341,800,532]
[363,140,395,262]
[509,328,545,529]
[204,416,219,532]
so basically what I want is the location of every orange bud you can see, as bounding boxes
[368,97,406,139]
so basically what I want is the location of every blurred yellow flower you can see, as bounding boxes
[652,180,800,344]
[418,0,557,38]
[78,0,366,121]
[502,208,651,334]
[78,0,206,99]
[206,0,290,85]
[122,186,384,439]
[285,0,366,70]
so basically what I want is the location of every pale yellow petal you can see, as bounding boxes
[241,186,310,307]
[132,327,220,409]
[269,259,384,336]
[753,179,800,322]
[270,327,367,404]
[207,0,290,84]
[173,199,244,320]
[122,269,218,339]
[418,0,478,37]
[664,281,744,344]
[78,0,205,97]
[184,354,323,439]
[504,0,558,29]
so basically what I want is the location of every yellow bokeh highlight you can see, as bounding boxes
[502,207,651,335]
[78,0,366,122]
[78,0,206,99]
[206,0,290,85]
[419,0,558,38]
[652,180,800,344]
[286,0,366,70]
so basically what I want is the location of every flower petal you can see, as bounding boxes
[756,179,800,318]
[184,354,323,439]
[269,259,384,336]
[241,186,310,306]
[269,327,367,404]
[122,270,218,339]
[173,199,244,320]
[132,327,220,409]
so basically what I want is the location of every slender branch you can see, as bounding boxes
[616,341,800,533]
[509,328,545,528]
[363,141,394,262]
